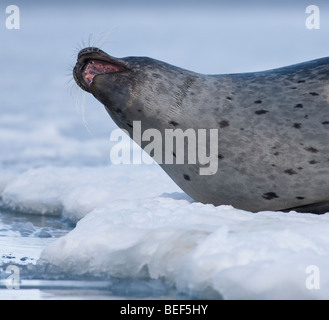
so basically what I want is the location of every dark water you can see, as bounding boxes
[0,210,182,300]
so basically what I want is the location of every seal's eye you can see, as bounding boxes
[83,60,125,86]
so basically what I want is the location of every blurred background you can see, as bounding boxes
[1,0,329,175]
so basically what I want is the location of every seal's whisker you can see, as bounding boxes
[87,33,94,47]
[72,44,83,57]
[80,93,94,136]
[71,84,94,136]
[66,64,75,78]
[67,81,77,99]
[66,77,75,87]
[81,38,87,49]
[94,26,121,50]
[68,63,94,136]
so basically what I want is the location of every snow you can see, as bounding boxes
[1,1,329,299]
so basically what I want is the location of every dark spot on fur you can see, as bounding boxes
[240,128,244,131]
[226,96,232,100]
[296,196,305,200]
[290,87,297,90]
[297,80,305,83]
[293,123,302,129]
[309,160,318,164]
[183,174,191,181]
[322,121,329,125]
[284,169,297,175]
[309,92,319,96]
[255,110,269,115]
[169,120,179,126]
[274,152,280,156]
[218,154,224,160]
[219,120,230,128]
[271,164,276,167]
[305,147,319,153]
[294,103,303,109]
[304,115,309,119]
[254,100,262,104]
[137,109,142,113]
[262,192,279,200]
[298,167,303,170]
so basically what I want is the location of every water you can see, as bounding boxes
[0,209,185,300]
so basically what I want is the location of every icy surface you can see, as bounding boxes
[1,1,329,299]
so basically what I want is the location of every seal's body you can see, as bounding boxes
[74,47,329,213]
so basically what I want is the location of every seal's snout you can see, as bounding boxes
[77,46,101,60]
[73,47,128,92]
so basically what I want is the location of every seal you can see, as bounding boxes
[73,47,329,213]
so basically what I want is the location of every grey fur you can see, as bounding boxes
[74,47,329,213]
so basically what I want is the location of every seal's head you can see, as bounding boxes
[73,47,128,93]
[73,47,133,129]
[73,47,196,134]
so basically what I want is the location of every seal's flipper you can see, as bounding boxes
[284,201,329,214]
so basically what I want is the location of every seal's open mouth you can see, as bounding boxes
[73,47,128,92]
[82,59,125,86]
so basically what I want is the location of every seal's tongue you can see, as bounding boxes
[83,60,124,86]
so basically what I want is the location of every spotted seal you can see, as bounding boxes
[73,47,329,213]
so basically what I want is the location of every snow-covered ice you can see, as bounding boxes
[1,1,329,299]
